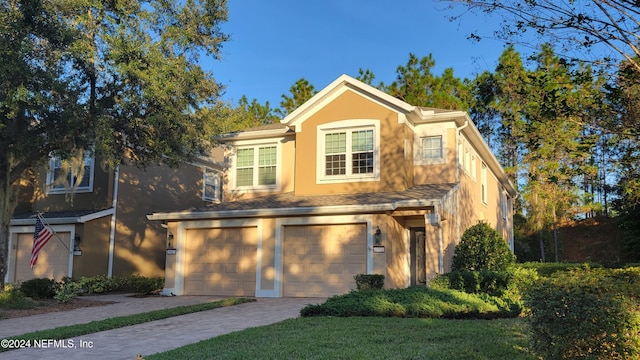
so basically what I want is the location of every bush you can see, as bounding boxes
[0,285,34,309]
[446,269,512,297]
[55,281,82,303]
[524,266,640,359]
[300,287,521,319]
[452,222,515,272]
[128,275,164,295]
[19,278,58,299]
[353,274,384,290]
[518,261,598,277]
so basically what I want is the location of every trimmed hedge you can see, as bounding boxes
[300,287,521,319]
[19,278,58,299]
[353,274,384,290]
[452,222,515,272]
[524,266,640,359]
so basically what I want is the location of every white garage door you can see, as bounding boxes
[283,224,367,297]
[184,227,257,296]
[13,232,70,283]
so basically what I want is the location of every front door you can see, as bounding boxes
[410,227,426,286]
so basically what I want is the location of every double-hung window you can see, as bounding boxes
[46,152,95,193]
[234,144,278,189]
[319,120,379,183]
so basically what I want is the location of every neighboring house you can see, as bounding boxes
[148,74,517,298]
[6,149,224,284]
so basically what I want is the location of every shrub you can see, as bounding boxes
[353,274,384,290]
[518,261,597,277]
[55,281,82,303]
[452,222,515,272]
[0,285,34,309]
[128,275,164,295]
[300,287,521,319]
[524,266,640,359]
[19,278,58,299]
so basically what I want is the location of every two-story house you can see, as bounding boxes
[7,149,224,284]
[148,74,517,298]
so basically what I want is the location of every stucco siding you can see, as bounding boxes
[294,90,409,195]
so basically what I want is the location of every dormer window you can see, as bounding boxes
[317,120,380,183]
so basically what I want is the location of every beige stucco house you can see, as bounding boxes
[7,150,224,284]
[148,74,517,298]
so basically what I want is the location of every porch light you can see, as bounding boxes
[73,235,82,256]
[374,226,382,245]
[167,232,176,255]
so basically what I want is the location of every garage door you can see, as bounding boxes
[13,232,70,283]
[283,224,367,297]
[184,227,257,296]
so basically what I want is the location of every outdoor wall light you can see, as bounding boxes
[374,226,382,245]
[167,232,176,255]
[73,235,82,256]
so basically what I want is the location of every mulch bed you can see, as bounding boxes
[0,298,114,319]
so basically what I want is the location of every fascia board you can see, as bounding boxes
[147,200,447,222]
[10,208,115,226]
[217,128,293,142]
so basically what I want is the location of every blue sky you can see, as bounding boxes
[204,1,519,108]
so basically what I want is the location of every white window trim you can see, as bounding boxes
[481,162,488,205]
[202,167,222,202]
[229,139,282,192]
[316,119,380,184]
[46,153,95,194]
[414,126,447,166]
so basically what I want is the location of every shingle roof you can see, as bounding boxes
[199,184,456,212]
[11,209,114,225]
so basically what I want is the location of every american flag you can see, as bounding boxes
[30,215,53,268]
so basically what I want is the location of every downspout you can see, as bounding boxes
[107,166,119,277]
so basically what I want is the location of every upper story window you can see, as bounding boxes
[203,167,222,202]
[231,142,279,190]
[317,120,380,183]
[414,127,447,166]
[46,152,95,194]
[421,136,443,160]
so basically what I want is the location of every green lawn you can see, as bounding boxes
[147,316,535,359]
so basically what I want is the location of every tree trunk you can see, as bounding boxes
[553,221,559,262]
[0,160,18,289]
[539,231,546,262]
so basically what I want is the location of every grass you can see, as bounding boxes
[147,316,535,359]
[0,297,255,353]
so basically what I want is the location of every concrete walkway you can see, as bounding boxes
[0,294,325,360]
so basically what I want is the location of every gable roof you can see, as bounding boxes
[281,74,415,132]
[148,184,457,221]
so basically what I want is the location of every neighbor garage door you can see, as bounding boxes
[13,232,71,283]
[184,227,257,296]
[283,224,367,297]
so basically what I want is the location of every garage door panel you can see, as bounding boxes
[184,227,256,296]
[283,224,366,297]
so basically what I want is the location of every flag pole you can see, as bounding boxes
[36,213,71,252]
